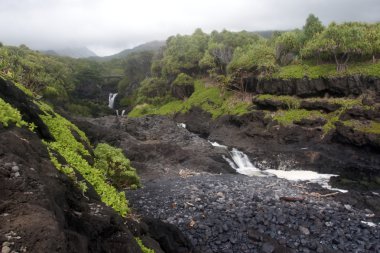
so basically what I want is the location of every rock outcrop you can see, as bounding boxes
[243,75,380,98]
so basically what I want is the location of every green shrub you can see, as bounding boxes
[172,73,194,86]
[0,97,35,131]
[94,143,140,189]
[136,77,171,105]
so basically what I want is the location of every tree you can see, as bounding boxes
[365,23,380,63]
[274,30,304,64]
[201,30,261,75]
[228,42,276,92]
[301,22,371,71]
[303,14,324,41]
[228,42,276,74]
[160,29,209,77]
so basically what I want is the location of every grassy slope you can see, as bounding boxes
[128,80,252,118]
[272,62,380,79]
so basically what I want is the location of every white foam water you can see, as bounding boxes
[108,93,118,109]
[177,123,186,129]
[208,141,228,149]
[222,146,348,192]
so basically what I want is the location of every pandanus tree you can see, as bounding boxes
[302,22,371,72]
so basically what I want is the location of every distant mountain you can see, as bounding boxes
[93,40,165,61]
[42,47,97,58]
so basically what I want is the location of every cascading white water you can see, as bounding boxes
[209,141,347,192]
[108,93,118,109]
[223,148,266,177]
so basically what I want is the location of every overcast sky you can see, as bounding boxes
[0,0,379,56]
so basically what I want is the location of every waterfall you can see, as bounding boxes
[223,148,264,177]
[209,141,347,192]
[108,93,118,109]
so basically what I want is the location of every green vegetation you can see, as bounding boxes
[94,143,140,189]
[128,80,251,118]
[38,102,129,216]
[228,42,276,75]
[343,120,380,134]
[272,62,380,79]
[255,94,301,109]
[172,73,194,86]
[272,109,324,125]
[135,238,155,253]
[0,98,29,128]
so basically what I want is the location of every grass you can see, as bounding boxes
[272,61,380,79]
[272,109,324,126]
[128,80,252,118]
[255,94,301,109]
[343,120,380,135]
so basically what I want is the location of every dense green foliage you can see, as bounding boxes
[94,143,140,189]
[301,22,374,71]
[135,77,171,105]
[129,80,251,118]
[172,73,194,87]
[303,14,324,42]
[228,42,276,75]
[38,102,130,216]
[0,97,33,129]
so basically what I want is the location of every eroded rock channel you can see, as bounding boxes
[77,114,380,253]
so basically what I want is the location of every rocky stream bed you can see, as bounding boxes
[127,173,380,253]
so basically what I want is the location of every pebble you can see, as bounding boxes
[126,174,380,253]
[11,166,19,172]
[1,246,11,253]
[299,226,310,235]
[261,242,275,253]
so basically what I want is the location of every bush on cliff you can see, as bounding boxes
[94,143,140,190]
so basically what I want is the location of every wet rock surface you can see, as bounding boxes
[127,174,380,253]
[74,115,235,182]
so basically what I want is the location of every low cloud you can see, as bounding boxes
[0,0,379,56]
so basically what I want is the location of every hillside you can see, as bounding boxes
[1,15,380,253]
[91,40,165,61]
[42,47,97,58]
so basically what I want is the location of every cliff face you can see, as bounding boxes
[244,75,380,99]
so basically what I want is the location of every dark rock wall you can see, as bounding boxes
[244,76,380,98]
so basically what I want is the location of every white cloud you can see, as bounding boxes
[0,0,379,56]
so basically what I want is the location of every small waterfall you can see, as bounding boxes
[209,140,347,192]
[108,93,118,109]
[223,148,264,176]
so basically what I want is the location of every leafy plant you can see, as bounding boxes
[94,143,141,189]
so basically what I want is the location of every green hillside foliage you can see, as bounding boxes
[38,102,130,216]
[172,73,194,86]
[94,143,140,189]
[0,97,33,129]
[128,80,251,118]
